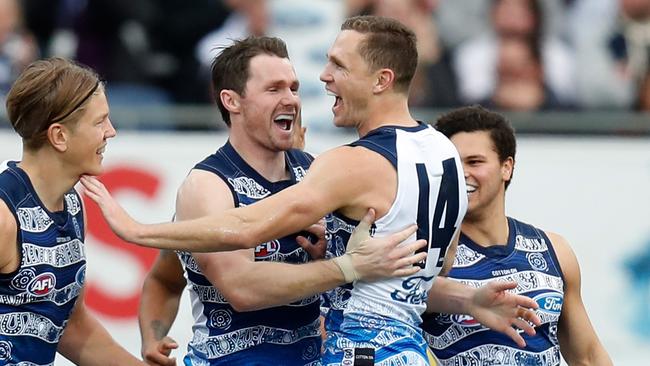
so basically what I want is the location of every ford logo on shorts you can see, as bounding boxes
[533,293,563,314]
[27,272,56,296]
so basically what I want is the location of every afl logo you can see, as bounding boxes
[534,293,563,314]
[451,314,481,327]
[27,272,56,296]
[255,240,280,258]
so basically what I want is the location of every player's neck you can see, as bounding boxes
[229,136,288,182]
[18,150,77,212]
[461,202,508,247]
[358,95,416,137]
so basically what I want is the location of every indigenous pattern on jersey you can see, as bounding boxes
[177,142,321,366]
[322,123,467,366]
[422,217,565,366]
[0,161,86,366]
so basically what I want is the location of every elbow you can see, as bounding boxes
[224,290,263,312]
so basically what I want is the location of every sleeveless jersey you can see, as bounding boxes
[177,142,322,366]
[422,217,565,366]
[322,123,467,366]
[0,161,86,366]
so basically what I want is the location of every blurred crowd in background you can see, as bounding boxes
[1,0,650,129]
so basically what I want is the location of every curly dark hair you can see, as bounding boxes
[435,105,516,188]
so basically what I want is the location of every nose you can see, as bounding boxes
[319,64,332,83]
[281,88,300,108]
[105,117,117,139]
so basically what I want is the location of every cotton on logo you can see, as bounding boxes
[83,166,160,319]
[27,273,56,296]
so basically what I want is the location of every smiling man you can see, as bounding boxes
[422,105,613,366]
[0,57,143,365]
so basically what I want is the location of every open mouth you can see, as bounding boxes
[467,185,477,195]
[326,89,342,111]
[97,145,106,156]
[274,114,294,131]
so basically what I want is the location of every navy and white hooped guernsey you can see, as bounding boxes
[0,161,86,366]
[322,123,468,366]
[177,141,322,366]
[422,217,565,366]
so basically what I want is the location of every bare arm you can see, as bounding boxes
[426,277,541,348]
[57,290,144,365]
[548,232,613,365]
[81,146,386,251]
[182,170,421,311]
[0,200,19,274]
[139,250,185,366]
[81,148,427,280]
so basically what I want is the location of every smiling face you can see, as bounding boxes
[320,30,375,128]
[450,131,513,221]
[63,89,116,176]
[236,54,300,152]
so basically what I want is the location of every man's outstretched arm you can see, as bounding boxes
[81,147,386,252]
[81,147,426,279]
[177,169,425,312]
[426,277,542,348]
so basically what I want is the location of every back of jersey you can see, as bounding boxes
[345,123,467,327]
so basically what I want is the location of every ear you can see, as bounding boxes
[502,156,514,182]
[373,68,395,94]
[46,123,69,152]
[220,90,241,114]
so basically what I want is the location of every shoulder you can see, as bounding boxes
[176,169,234,220]
[178,169,232,202]
[545,231,572,259]
[0,198,16,231]
[545,230,581,284]
[308,145,392,178]
[0,166,19,241]
[0,199,18,265]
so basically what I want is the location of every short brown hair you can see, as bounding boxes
[210,36,289,127]
[6,57,101,150]
[341,15,417,93]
